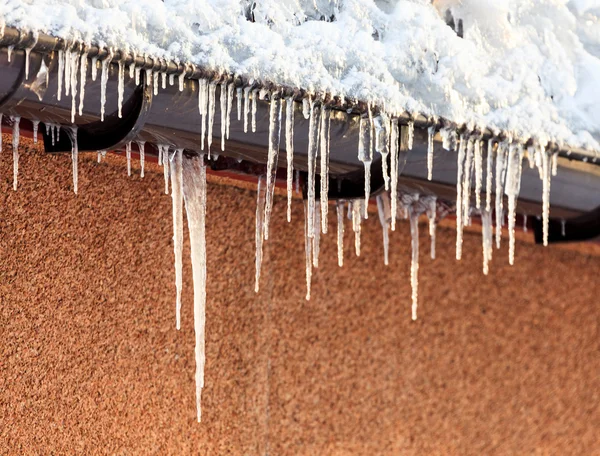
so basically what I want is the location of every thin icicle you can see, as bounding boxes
[220,82,227,151]
[336,201,344,267]
[523,214,528,233]
[263,97,282,241]
[551,152,558,177]
[307,102,321,239]
[137,141,146,178]
[171,149,184,330]
[79,52,88,116]
[11,116,20,191]
[495,140,509,249]
[168,73,174,86]
[304,202,313,301]
[178,73,185,92]
[69,51,79,124]
[207,82,217,157]
[295,169,300,194]
[181,154,208,423]
[126,142,132,176]
[153,70,159,96]
[427,126,435,181]
[374,115,390,190]
[390,119,399,231]
[68,126,78,194]
[57,50,64,101]
[376,194,391,266]
[407,120,415,150]
[162,145,170,195]
[100,51,113,122]
[505,143,524,265]
[561,218,566,237]
[462,137,475,226]
[358,115,372,219]
[135,66,141,85]
[541,144,551,246]
[455,134,467,260]
[91,56,98,82]
[243,87,251,133]
[312,208,321,268]
[485,139,494,212]
[161,72,167,89]
[426,196,437,260]
[320,108,331,233]
[352,200,362,257]
[254,176,266,293]
[474,140,483,209]
[25,47,32,80]
[236,87,242,121]
[117,60,124,118]
[481,209,493,275]
[251,89,259,133]
[32,120,39,144]
[64,47,71,97]
[7,45,13,63]
[198,79,209,151]
[409,207,420,321]
[226,82,234,140]
[285,97,295,222]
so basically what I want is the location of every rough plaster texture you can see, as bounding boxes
[1,137,598,455]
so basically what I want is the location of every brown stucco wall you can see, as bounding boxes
[1,137,599,455]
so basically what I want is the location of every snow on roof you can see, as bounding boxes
[1,0,599,151]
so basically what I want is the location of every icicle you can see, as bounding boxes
[302,98,311,119]
[57,50,64,101]
[390,119,399,231]
[161,72,167,89]
[220,83,227,151]
[7,45,13,62]
[68,126,78,194]
[320,107,331,233]
[426,196,437,260]
[123,142,131,176]
[24,47,32,80]
[505,143,524,266]
[495,140,508,249]
[481,209,493,275]
[551,152,558,177]
[91,56,98,82]
[455,134,467,260]
[304,202,313,301]
[352,200,362,256]
[523,214,528,233]
[357,115,372,219]
[117,61,124,118]
[295,169,300,195]
[474,140,483,209]
[312,208,321,268]
[462,137,475,227]
[49,123,55,146]
[485,139,494,212]
[336,201,344,267]
[285,97,295,223]
[11,116,20,191]
[171,149,184,330]
[97,149,106,163]
[251,89,258,133]
[236,87,242,121]
[178,73,184,92]
[153,70,159,96]
[100,51,113,122]
[79,52,88,116]
[427,125,435,181]
[168,73,174,86]
[207,82,217,157]
[162,145,170,195]
[243,87,251,133]
[376,194,390,266]
[409,207,420,321]
[137,141,146,178]
[374,115,390,190]
[69,51,79,124]
[135,66,141,85]
[32,120,39,144]
[407,120,414,150]
[226,82,234,140]
[64,47,71,97]
[263,97,282,241]
[181,153,208,423]
[541,144,551,246]
[254,176,266,292]
[561,218,566,237]
[198,79,209,151]
[307,102,321,239]
[55,125,60,145]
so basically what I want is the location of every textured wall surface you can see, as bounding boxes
[1,138,598,455]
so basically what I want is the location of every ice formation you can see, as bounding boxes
[263,96,282,241]
[285,96,295,223]
[254,176,266,293]
[171,148,184,331]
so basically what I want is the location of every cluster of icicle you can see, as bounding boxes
[2,44,562,423]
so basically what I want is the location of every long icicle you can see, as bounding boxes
[243,87,251,133]
[182,153,208,423]
[137,141,146,178]
[304,201,313,301]
[126,141,132,176]
[455,134,467,260]
[69,51,79,124]
[285,96,295,222]
[11,116,20,191]
[427,125,435,181]
[409,206,420,321]
[320,107,331,233]
[426,196,437,260]
[78,52,88,116]
[198,79,209,151]
[481,209,493,275]
[336,201,344,267]
[307,102,321,239]
[390,119,399,231]
[541,144,551,246]
[207,82,217,157]
[358,114,372,219]
[57,49,64,101]
[376,194,390,266]
[495,140,508,249]
[162,145,170,195]
[68,126,79,194]
[220,82,227,151]
[312,207,321,268]
[100,51,113,122]
[263,96,282,241]
[485,139,494,212]
[171,149,184,330]
[352,200,362,257]
[226,82,234,140]
[255,176,266,292]
[474,139,483,209]
[117,60,124,118]
[505,143,524,265]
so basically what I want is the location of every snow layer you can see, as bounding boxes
[1,0,599,150]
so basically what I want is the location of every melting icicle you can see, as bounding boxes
[178,73,184,92]
[153,70,159,96]
[481,209,493,275]
[162,145,170,195]
[263,97,282,241]
[137,141,146,178]
[352,200,362,256]
[91,56,98,82]
[407,120,414,150]
[243,87,251,133]
[462,137,475,228]
[198,79,209,151]
[32,120,39,144]
[295,169,300,195]
[427,125,435,181]
[125,142,132,176]
[251,89,258,133]
[168,73,174,86]
[485,139,494,212]
[181,154,208,423]
[64,47,71,97]
[285,97,295,223]
[409,207,420,321]
[97,149,107,163]
[25,47,32,80]
[505,143,524,266]
[474,139,483,209]
[11,116,20,191]
[254,176,266,293]
[7,45,13,63]
[161,72,167,89]
[100,52,113,122]
[376,194,390,266]
[551,152,558,177]
[374,115,390,190]
[302,98,311,119]
[495,140,508,249]
[336,201,344,267]
[69,51,79,124]
[220,83,227,151]
[117,61,124,118]
[236,87,242,121]
[135,66,141,85]
[68,126,78,194]
[79,52,88,116]
[307,102,321,239]
[523,214,528,233]
[426,196,437,260]
[358,115,372,219]
[207,82,217,156]
[541,144,551,246]
[455,134,467,260]
[561,218,566,237]
[171,148,184,330]
[390,119,399,231]
[57,50,64,101]
[312,208,321,268]
[304,202,312,301]
[226,82,234,140]
[320,108,331,233]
